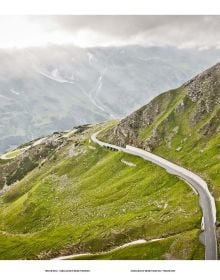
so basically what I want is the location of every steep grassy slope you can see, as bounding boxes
[0,124,203,259]
[103,63,220,255]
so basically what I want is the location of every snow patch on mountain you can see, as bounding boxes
[87,52,94,64]
[10,89,21,95]
[97,75,103,91]
[36,68,74,84]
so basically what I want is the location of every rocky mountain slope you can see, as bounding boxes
[103,63,220,255]
[104,63,220,149]
[1,45,220,153]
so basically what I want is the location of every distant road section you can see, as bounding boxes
[91,131,218,260]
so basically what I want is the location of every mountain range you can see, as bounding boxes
[1,45,220,153]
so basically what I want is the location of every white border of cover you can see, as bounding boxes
[0,0,220,15]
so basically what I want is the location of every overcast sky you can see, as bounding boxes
[1,15,220,49]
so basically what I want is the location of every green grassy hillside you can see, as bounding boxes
[0,124,203,259]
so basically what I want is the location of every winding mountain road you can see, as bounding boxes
[91,130,218,260]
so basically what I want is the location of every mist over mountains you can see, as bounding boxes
[1,44,220,153]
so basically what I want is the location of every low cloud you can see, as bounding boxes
[1,15,220,48]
